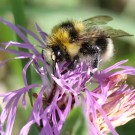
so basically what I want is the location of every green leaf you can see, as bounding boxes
[60,106,88,135]
[11,0,33,106]
[29,124,39,135]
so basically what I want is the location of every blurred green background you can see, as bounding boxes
[0,0,135,135]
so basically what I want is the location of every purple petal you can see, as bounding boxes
[95,100,118,135]
[5,96,20,135]
[19,120,35,135]
[0,47,33,57]
[0,56,31,68]
[103,59,128,73]
[36,23,48,45]
[0,97,15,124]
[22,59,33,86]
[0,84,40,134]
[22,92,27,109]
[3,41,40,56]
[18,26,46,46]
[0,17,30,43]
[63,95,72,117]
[41,119,54,135]
[32,86,46,125]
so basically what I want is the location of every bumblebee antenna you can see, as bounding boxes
[41,49,45,60]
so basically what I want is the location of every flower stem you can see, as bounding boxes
[11,0,33,105]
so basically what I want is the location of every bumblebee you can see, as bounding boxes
[43,15,132,74]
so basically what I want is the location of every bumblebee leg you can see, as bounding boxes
[92,53,99,69]
[90,54,99,76]
[41,49,45,60]
[90,46,100,75]
[68,55,79,70]
[61,55,79,74]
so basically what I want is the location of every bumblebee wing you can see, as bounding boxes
[78,26,107,41]
[78,26,133,41]
[83,15,113,25]
[100,26,133,38]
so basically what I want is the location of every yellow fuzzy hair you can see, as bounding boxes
[47,20,85,58]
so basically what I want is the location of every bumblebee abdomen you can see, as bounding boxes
[95,37,108,54]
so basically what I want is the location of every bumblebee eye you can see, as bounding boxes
[52,46,63,62]
[95,38,108,54]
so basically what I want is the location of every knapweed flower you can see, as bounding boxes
[0,17,135,135]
